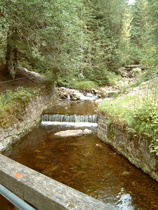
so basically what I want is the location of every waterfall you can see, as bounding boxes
[42,114,98,123]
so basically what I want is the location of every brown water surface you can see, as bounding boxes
[5,124,158,210]
[1,100,158,209]
[44,100,98,115]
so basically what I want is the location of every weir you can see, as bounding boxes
[1,89,158,209]
[42,114,98,123]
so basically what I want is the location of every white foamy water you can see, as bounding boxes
[59,87,98,101]
[41,121,98,127]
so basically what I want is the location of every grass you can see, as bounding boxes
[98,95,141,124]
[98,78,158,155]
[73,80,99,91]
[0,87,33,128]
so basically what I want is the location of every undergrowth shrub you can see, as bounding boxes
[74,81,98,91]
[98,84,158,155]
[128,100,158,155]
[98,95,136,124]
[0,87,33,128]
[132,67,158,87]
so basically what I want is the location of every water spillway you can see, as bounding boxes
[41,114,98,127]
[42,114,98,123]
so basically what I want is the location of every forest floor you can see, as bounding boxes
[0,64,148,100]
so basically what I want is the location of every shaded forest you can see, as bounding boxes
[0,0,158,86]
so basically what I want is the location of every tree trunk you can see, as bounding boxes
[6,29,18,79]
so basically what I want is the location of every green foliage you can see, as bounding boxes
[98,95,136,124]
[0,0,157,85]
[131,67,158,87]
[129,99,158,155]
[98,80,158,155]
[128,47,145,64]
[0,87,33,128]
[103,71,122,86]
[128,0,158,68]
[147,0,158,43]
[130,0,148,48]
[0,0,83,79]
[55,75,78,88]
[0,87,32,106]
[7,87,32,103]
[73,80,98,91]
[79,0,127,84]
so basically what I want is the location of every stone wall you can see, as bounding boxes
[97,112,158,182]
[0,84,55,152]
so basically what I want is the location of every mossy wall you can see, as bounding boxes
[97,112,158,182]
[0,84,55,152]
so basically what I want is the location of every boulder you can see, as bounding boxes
[70,93,80,101]
[54,129,83,137]
[54,129,92,137]
[83,129,92,135]
[91,89,98,95]
[58,91,69,99]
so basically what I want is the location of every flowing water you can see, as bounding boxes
[42,114,98,123]
[1,99,158,209]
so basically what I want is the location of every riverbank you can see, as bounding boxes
[97,78,158,182]
[0,84,54,153]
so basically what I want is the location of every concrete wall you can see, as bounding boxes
[0,84,54,152]
[97,112,158,182]
[0,155,114,210]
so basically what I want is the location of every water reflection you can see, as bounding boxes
[44,100,98,115]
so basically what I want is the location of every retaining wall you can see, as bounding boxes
[0,84,54,152]
[97,112,158,182]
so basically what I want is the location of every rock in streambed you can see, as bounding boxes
[54,129,92,137]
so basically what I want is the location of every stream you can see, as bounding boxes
[1,93,158,209]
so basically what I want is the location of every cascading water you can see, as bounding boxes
[59,87,98,101]
[41,114,98,127]
[42,114,98,123]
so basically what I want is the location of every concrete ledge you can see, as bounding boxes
[0,155,115,210]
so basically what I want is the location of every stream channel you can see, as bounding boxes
[1,90,158,209]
